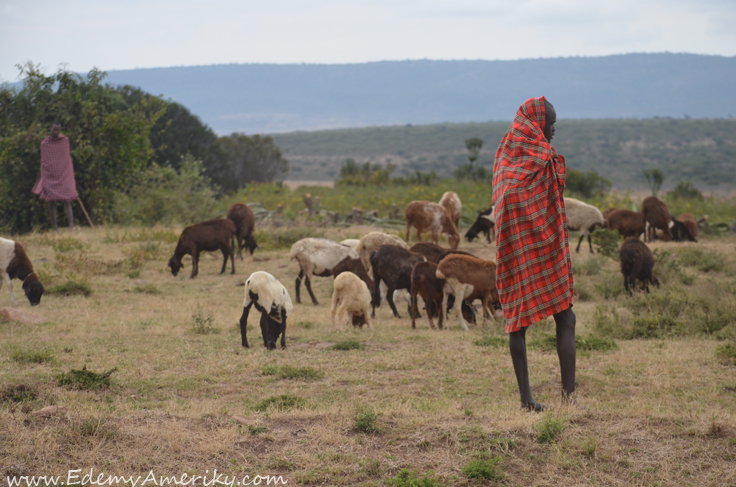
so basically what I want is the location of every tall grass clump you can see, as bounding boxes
[254,395,305,412]
[385,469,443,487]
[47,280,92,297]
[332,339,365,351]
[354,404,382,434]
[461,452,504,481]
[676,247,726,273]
[535,414,566,444]
[261,364,324,380]
[191,307,219,335]
[10,347,55,364]
[57,366,117,391]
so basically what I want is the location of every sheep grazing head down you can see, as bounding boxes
[168,256,183,276]
[245,235,259,256]
[448,233,460,250]
[23,274,44,306]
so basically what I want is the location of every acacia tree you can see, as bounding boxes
[643,168,666,197]
[0,63,165,232]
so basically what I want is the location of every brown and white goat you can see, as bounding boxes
[404,201,460,249]
[0,237,44,306]
[168,219,236,278]
[439,191,462,227]
[227,203,258,259]
[436,254,499,330]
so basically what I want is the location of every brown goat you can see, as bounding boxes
[405,201,460,249]
[436,254,499,330]
[606,209,646,239]
[642,196,672,242]
[0,237,45,306]
[410,261,445,330]
[370,245,426,318]
[619,237,660,295]
[227,203,258,259]
[330,256,375,290]
[438,191,462,227]
[409,242,473,264]
[168,219,236,278]
[679,213,698,239]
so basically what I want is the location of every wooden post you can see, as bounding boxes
[76,198,95,228]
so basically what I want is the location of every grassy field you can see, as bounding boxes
[2,223,736,486]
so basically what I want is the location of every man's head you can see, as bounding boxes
[50,122,61,139]
[543,100,556,142]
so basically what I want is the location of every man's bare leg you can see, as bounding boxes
[63,200,74,230]
[509,327,546,411]
[554,307,576,402]
[48,201,58,232]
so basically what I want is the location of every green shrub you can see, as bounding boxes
[1,385,37,403]
[332,340,365,351]
[676,247,725,273]
[461,452,503,481]
[254,395,305,412]
[261,365,323,380]
[592,227,622,261]
[577,255,605,276]
[113,156,218,226]
[574,284,593,302]
[535,415,566,444]
[51,237,85,253]
[668,181,704,201]
[11,347,55,364]
[253,227,325,251]
[191,307,219,335]
[47,280,92,297]
[354,405,382,434]
[133,284,161,295]
[653,248,694,286]
[385,469,442,487]
[57,366,117,390]
[716,342,736,366]
[594,273,624,299]
[247,425,270,435]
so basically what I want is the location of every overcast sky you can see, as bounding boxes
[2,0,735,82]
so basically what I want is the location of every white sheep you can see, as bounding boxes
[330,271,372,329]
[355,232,409,275]
[240,271,293,350]
[289,238,368,305]
[339,239,361,251]
[0,237,45,306]
[563,197,605,253]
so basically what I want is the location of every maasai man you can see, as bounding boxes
[32,122,78,231]
[492,97,576,411]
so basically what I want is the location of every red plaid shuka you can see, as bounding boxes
[492,97,573,333]
[32,135,78,201]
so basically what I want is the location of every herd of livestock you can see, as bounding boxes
[0,191,701,350]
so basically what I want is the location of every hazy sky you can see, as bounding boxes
[2,0,735,82]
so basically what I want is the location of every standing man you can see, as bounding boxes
[32,122,78,231]
[492,97,576,412]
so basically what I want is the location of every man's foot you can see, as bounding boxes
[521,401,548,413]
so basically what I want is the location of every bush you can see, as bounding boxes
[0,385,37,403]
[261,365,323,380]
[113,156,218,226]
[57,366,117,390]
[577,254,605,276]
[253,227,325,251]
[594,274,625,300]
[473,335,506,348]
[191,307,219,335]
[47,280,92,297]
[668,181,704,201]
[332,340,365,351]
[676,247,725,273]
[385,469,442,487]
[715,342,736,366]
[461,453,503,480]
[254,395,305,412]
[565,169,612,198]
[527,334,617,353]
[535,414,566,444]
[354,405,382,434]
[591,227,622,261]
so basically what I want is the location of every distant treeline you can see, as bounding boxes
[272,118,736,190]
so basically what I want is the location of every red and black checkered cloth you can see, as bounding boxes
[32,135,79,201]
[492,97,573,333]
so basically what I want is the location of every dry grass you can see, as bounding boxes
[1,225,736,485]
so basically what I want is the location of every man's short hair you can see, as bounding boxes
[51,121,61,129]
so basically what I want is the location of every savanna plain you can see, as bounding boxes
[2,222,736,486]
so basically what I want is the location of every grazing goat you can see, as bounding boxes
[670,217,697,242]
[602,207,619,220]
[240,271,293,350]
[606,209,646,239]
[227,203,258,259]
[0,237,44,306]
[465,206,495,243]
[642,196,673,242]
[370,245,426,318]
[678,213,698,239]
[439,191,462,227]
[404,201,460,249]
[168,219,236,278]
[619,238,660,296]
[289,238,366,305]
[356,232,409,275]
[436,254,499,331]
[564,197,605,253]
[409,242,472,263]
[331,272,372,329]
